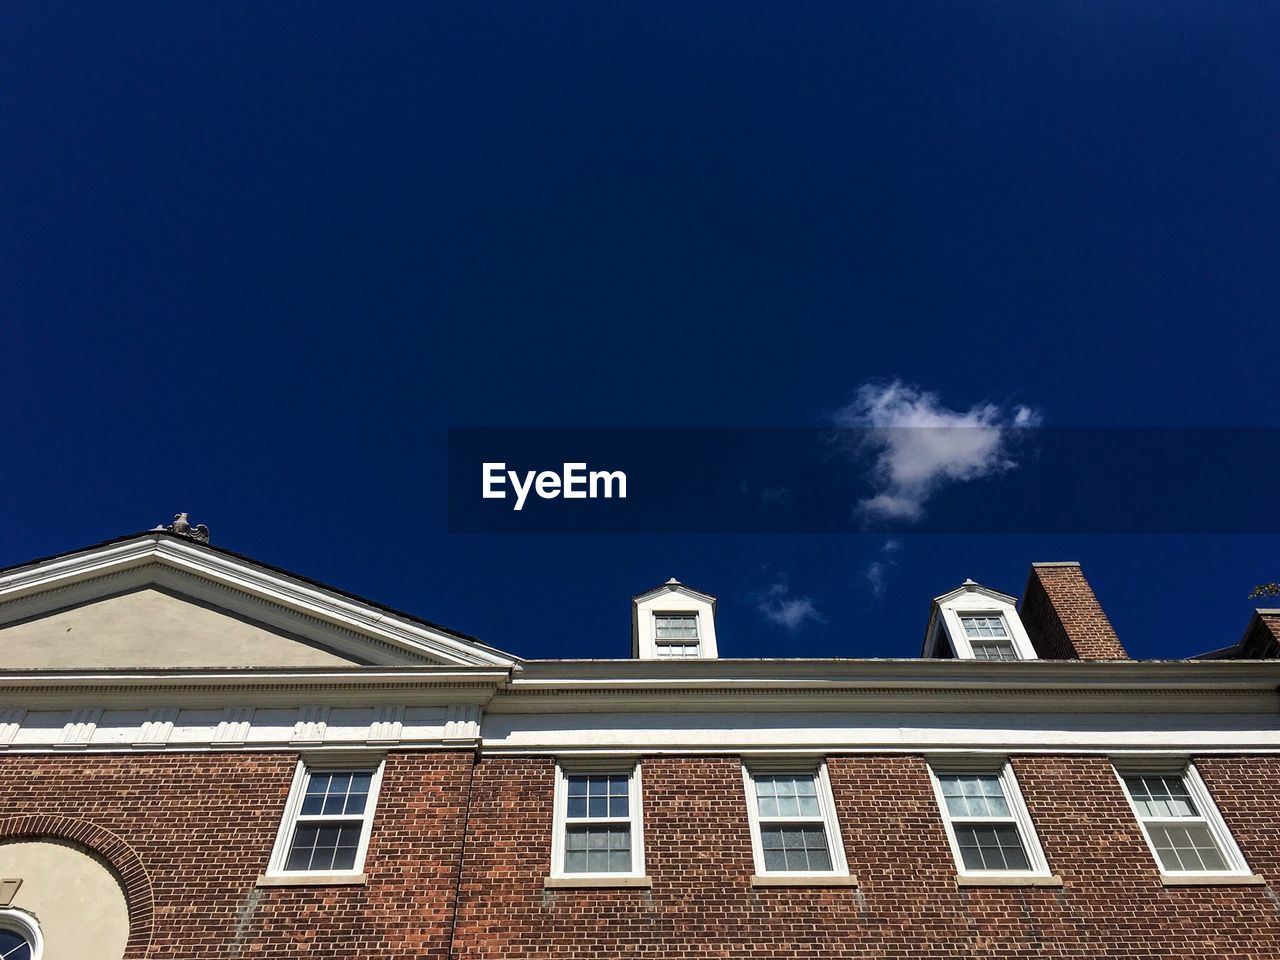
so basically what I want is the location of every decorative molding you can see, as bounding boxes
[214,707,254,746]
[0,709,24,749]
[367,705,404,744]
[55,707,102,748]
[291,706,330,745]
[443,704,481,743]
[0,534,518,669]
[133,707,179,749]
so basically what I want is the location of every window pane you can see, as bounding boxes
[656,641,701,659]
[0,929,33,960]
[1125,775,1198,819]
[960,615,1008,639]
[303,770,371,818]
[755,774,820,819]
[287,821,363,872]
[954,823,1030,871]
[760,824,833,872]
[564,825,631,873]
[655,614,698,640]
[940,774,1010,818]
[970,640,1018,661]
[1147,823,1229,872]
[567,775,630,818]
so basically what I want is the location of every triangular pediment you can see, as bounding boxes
[0,533,518,670]
[1,587,370,669]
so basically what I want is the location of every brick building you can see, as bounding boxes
[2,529,1279,958]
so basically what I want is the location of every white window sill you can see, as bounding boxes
[955,874,1063,888]
[1160,873,1266,887]
[257,873,367,887]
[751,874,859,888]
[543,875,653,889]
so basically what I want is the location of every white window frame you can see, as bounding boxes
[0,909,43,960]
[265,756,386,878]
[1114,763,1251,878]
[956,613,1020,661]
[928,761,1052,878]
[741,761,850,878]
[550,763,646,879]
[927,593,1038,661]
[653,612,701,659]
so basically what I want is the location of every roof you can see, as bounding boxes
[0,530,520,667]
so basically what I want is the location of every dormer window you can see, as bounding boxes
[959,615,1018,661]
[654,613,701,659]
[923,580,1037,661]
[632,579,719,660]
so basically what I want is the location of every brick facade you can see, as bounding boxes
[0,750,472,959]
[1020,562,1128,660]
[7,750,1280,958]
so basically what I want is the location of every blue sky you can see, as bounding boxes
[3,3,1278,661]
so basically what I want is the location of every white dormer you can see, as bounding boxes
[922,579,1037,661]
[632,578,719,660]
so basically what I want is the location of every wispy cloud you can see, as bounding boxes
[833,380,1041,523]
[755,577,825,632]
[862,538,902,599]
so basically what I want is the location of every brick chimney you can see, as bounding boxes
[1019,562,1127,660]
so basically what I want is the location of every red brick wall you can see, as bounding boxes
[1021,563,1128,660]
[0,750,473,959]
[453,754,1280,959]
[5,751,1280,958]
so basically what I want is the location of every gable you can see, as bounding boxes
[0,587,366,669]
[0,533,519,670]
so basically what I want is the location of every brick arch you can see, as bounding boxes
[0,815,154,959]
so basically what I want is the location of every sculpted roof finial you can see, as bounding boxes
[164,512,210,544]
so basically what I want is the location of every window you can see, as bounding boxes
[0,911,41,960]
[742,763,849,876]
[929,763,1050,875]
[267,758,385,877]
[958,614,1018,661]
[654,613,700,659]
[1117,765,1250,876]
[551,765,645,877]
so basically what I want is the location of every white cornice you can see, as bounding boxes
[0,535,519,669]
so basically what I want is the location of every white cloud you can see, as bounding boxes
[863,560,890,599]
[862,537,902,599]
[833,380,1041,523]
[755,579,825,631]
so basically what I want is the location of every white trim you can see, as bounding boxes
[549,762,646,879]
[0,535,517,668]
[0,908,43,960]
[923,581,1037,661]
[632,585,718,660]
[1114,762,1253,878]
[265,756,386,878]
[928,760,1052,879]
[741,760,850,878]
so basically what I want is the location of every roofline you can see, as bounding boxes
[0,530,515,661]
[631,581,717,605]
